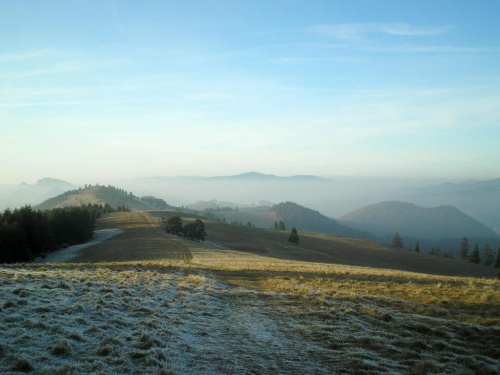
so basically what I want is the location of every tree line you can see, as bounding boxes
[140,196,170,209]
[392,232,500,268]
[0,204,115,263]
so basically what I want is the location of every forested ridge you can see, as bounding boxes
[272,201,373,240]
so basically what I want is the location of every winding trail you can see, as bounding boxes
[34,229,124,263]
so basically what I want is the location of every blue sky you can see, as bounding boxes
[1,0,499,184]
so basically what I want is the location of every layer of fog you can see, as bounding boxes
[115,176,447,217]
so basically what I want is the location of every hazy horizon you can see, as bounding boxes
[1,1,499,184]
[2,171,487,189]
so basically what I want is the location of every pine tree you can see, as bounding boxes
[392,232,404,248]
[469,244,480,264]
[459,237,469,260]
[483,244,494,266]
[277,220,286,231]
[274,221,278,230]
[414,241,420,252]
[494,247,500,268]
[288,227,299,245]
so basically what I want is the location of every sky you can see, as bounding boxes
[1,0,499,184]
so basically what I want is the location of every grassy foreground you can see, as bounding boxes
[1,211,499,374]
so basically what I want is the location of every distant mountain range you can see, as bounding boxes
[209,172,330,181]
[132,172,330,182]
[339,201,499,242]
[0,178,75,209]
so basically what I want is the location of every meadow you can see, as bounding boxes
[1,212,499,374]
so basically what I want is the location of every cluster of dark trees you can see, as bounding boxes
[140,196,170,209]
[101,184,138,198]
[274,220,286,230]
[392,232,500,268]
[205,206,238,212]
[164,215,207,241]
[0,204,112,263]
[458,237,500,267]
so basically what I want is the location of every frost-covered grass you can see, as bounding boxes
[0,264,335,374]
[1,263,499,374]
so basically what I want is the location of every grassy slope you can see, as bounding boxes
[202,220,497,279]
[67,212,499,324]
[75,211,498,279]
[2,211,499,374]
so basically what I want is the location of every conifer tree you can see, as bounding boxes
[469,244,480,264]
[391,232,404,248]
[288,227,299,245]
[494,247,500,268]
[277,220,286,231]
[414,241,420,252]
[483,244,494,266]
[459,237,469,260]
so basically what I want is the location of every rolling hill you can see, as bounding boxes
[339,201,499,241]
[208,201,374,239]
[35,185,176,211]
[397,178,500,233]
[271,201,374,239]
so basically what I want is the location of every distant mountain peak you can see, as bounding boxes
[214,172,330,181]
[36,177,73,187]
[232,172,275,179]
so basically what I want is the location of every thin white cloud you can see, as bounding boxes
[0,49,60,63]
[270,57,308,64]
[364,45,500,53]
[13,58,129,77]
[310,23,453,39]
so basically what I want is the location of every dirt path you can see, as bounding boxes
[34,229,124,263]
